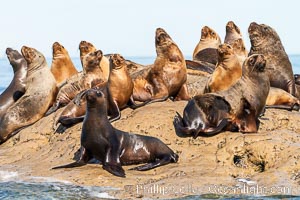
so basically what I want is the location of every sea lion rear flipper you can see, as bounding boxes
[173,112,196,137]
[129,153,177,171]
[127,96,151,109]
[174,83,190,101]
[52,146,91,169]
[195,118,229,138]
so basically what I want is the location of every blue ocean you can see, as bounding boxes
[1,55,300,199]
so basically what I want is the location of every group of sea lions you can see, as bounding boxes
[0,22,299,177]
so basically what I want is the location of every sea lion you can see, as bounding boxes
[0,48,27,118]
[232,38,248,66]
[132,27,190,103]
[174,54,270,137]
[79,41,110,81]
[50,42,78,86]
[52,88,178,177]
[266,87,300,111]
[192,26,221,65]
[45,50,105,116]
[0,46,57,144]
[248,22,295,96]
[204,43,242,93]
[55,54,147,132]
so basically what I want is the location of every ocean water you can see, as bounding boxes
[0,55,300,94]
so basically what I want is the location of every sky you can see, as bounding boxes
[0,0,299,58]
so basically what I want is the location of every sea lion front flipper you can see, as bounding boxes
[45,101,60,116]
[174,83,190,101]
[127,96,151,109]
[102,164,125,178]
[196,118,229,138]
[129,154,176,171]
[173,112,197,137]
[108,100,121,123]
[52,146,91,169]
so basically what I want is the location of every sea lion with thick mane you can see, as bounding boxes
[174,54,270,138]
[50,42,78,86]
[0,46,57,144]
[45,50,105,116]
[204,43,242,93]
[132,27,190,103]
[55,54,147,132]
[0,48,27,118]
[192,26,221,65]
[248,22,295,96]
[52,88,178,177]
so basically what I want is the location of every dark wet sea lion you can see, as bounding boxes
[0,48,27,118]
[266,87,300,111]
[248,22,295,96]
[52,88,178,177]
[174,54,270,137]
[50,42,78,86]
[0,46,57,144]
[204,43,242,93]
[45,50,105,116]
[132,27,190,103]
[193,26,221,65]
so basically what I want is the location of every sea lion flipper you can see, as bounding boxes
[196,118,229,138]
[129,154,176,171]
[265,104,299,111]
[108,101,121,123]
[102,164,125,178]
[174,84,190,101]
[45,102,60,116]
[127,96,151,109]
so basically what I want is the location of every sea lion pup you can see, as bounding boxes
[174,54,270,137]
[45,50,105,116]
[79,41,110,81]
[0,48,27,118]
[52,88,178,177]
[132,27,190,103]
[192,26,221,65]
[55,54,147,133]
[50,42,78,86]
[248,22,295,96]
[266,87,300,111]
[0,46,57,144]
[204,43,242,93]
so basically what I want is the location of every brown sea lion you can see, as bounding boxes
[45,50,105,116]
[55,54,149,133]
[0,48,27,118]
[132,27,190,103]
[266,87,300,111]
[192,26,221,65]
[0,46,57,144]
[248,22,295,96]
[204,43,242,93]
[50,42,78,86]
[174,54,270,137]
[232,38,248,66]
[79,41,110,81]
[52,88,178,177]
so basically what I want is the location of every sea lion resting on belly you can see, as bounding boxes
[0,48,27,118]
[174,54,270,138]
[248,22,295,96]
[52,88,178,177]
[0,46,57,144]
[132,27,190,103]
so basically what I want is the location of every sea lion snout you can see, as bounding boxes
[6,48,13,55]
[248,22,259,33]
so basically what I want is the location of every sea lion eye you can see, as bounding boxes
[211,32,215,35]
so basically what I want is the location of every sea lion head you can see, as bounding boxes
[6,48,26,71]
[243,54,266,76]
[226,21,241,35]
[21,46,45,66]
[109,54,126,70]
[155,27,173,47]
[79,41,97,59]
[83,50,103,73]
[86,88,106,110]
[232,39,246,52]
[52,42,66,57]
[201,26,221,42]
[217,43,234,63]
[248,22,280,48]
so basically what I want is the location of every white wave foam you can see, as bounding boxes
[0,170,19,181]
[89,191,115,199]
